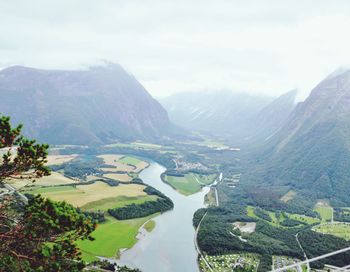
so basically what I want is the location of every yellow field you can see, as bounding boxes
[133,161,149,173]
[103,173,132,182]
[32,181,147,207]
[6,172,78,189]
[97,154,123,166]
[98,154,148,173]
[46,155,78,166]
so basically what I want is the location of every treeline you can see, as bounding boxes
[51,155,106,179]
[77,209,105,223]
[108,186,174,220]
[254,208,272,222]
[334,208,350,222]
[299,230,350,269]
[108,198,173,220]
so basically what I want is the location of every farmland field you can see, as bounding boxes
[313,223,350,240]
[46,154,78,165]
[163,172,216,195]
[163,173,202,195]
[119,156,143,165]
[98,154,149,173]
[103,173,132,182]
[81,195,158,211]
[78,215,156,262]
[24,181,148,207]
[6,172,78,189]
[194,173,217,185]
[314,201,333,222]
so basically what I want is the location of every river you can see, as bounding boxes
[118,162,209,272]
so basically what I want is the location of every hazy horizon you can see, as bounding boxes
[1,0,350,100]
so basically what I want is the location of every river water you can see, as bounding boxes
[118,162,209,272]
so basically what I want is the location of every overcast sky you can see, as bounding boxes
[1,0,350,99]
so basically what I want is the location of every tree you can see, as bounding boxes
[0,116,96,272]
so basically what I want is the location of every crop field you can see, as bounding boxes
[98,154,148,173]
[313,223,350,240]
[25,181,148,207]
[164,173,201,195]
[97,154,123,165]
[46,154,78,166]
[6,172,78,189]
[103,173,132,182]
[314,201,333,222]
[163,172,216,195]
[78,215,156,262]
[81,195,158,211]
[199,253,259,272]
[119,156,143,165]
[194,173,217,185]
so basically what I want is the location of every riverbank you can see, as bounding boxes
[118,162,209,272]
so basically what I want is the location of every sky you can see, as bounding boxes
[1,0,350,100]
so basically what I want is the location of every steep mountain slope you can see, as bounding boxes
[0,64,174,144]
[250,89,296,142]
[160,89,296,144]
[244,70,350,207]
[160,90,272,139]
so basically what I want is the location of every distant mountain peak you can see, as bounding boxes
[0,64,176,144]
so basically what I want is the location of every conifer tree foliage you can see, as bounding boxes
[0,116,96,272]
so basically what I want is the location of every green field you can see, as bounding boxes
[246,206,321,227]
[78,215,156,262]
[314,206,333,222]
[194,174,217,185]
[81,195,158,211]
[288,213,320,225]
[164,173,202,195]
[163,173,216,195]
[119,156,143,166]
[314,223,350,240]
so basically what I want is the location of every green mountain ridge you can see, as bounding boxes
[244,70,350,207]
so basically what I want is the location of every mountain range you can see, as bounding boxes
[243,69,350,207]
[0,64,175,145]
[160,89,296,144]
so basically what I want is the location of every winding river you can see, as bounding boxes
[118,162,209,272]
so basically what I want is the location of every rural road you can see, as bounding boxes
[194,211,213,272]
[271,245,350,272]
[295,232,310,272]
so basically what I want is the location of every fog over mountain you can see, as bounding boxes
[0,63,175,144]
[161,89,296,143]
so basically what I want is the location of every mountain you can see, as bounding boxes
[0,64,175,145]
[160,90,272,140]
[243,70,350,207]
[160,89,296,144]
[249,89,296,142]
